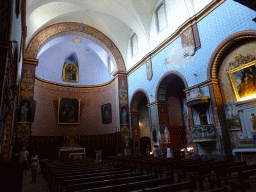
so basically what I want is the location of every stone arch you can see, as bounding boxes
[155,70,188,101]
[207,30,256,79]
[130,88,150,113]
[25,22,126,73]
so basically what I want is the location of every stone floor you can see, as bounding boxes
[21,168,50,192]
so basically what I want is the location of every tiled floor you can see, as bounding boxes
[21,168,50,192]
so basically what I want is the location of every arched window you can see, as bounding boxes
[156,2,167,32]
[131,33,138,56]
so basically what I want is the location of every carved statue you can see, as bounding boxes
[164,127,170,143]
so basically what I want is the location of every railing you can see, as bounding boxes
[191,124,217,143]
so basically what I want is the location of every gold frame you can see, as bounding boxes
[229,60,256,101]
[62,62,79,82]
[58,97,80,124]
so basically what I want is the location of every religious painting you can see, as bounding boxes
[227,118,241,132]
[58,97,80,124]
[146,59,153,80]
[101,103,111,124]
[17,99,31,123]
[62,63,79,82]
[229,60,256,101]
[181,24,201,57]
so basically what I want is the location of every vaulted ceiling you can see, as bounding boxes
[26,0,213,85]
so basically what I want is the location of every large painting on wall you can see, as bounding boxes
[229,60,256,101]
[101,103,111,124]
[58,97,80,124]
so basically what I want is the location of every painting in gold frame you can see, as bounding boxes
[58,97,80,124]
[62,62,79,82]
[229,60,256,101]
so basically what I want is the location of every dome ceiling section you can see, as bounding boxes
[36,35,113,86]
[27,2,83,43]
[26,0,151,55]
[33,11,132,70]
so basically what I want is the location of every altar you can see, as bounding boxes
[59,147,86,159]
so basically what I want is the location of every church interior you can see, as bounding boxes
[1,0,256,191]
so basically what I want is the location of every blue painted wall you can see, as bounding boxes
[128,0,256,104]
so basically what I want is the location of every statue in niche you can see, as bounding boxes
[120,107,128,124]
[250,113,256,132]
[20,102,29,121]
[164,126,170,143]
[18,100,31,122]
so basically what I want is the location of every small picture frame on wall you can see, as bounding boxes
[101,103,112,124]
[229,60,256,101]
[58,97,80,124]
[227,118,241,132]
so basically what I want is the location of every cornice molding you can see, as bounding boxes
[147,101,167,107]
[23,58,38,66]
[184,78,219,93]
[35,76,116,90]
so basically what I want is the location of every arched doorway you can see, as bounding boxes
[156,72,188,157]
[130,90,150,155]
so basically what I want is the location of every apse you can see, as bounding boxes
[36,35,114,86]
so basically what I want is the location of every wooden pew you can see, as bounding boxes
[208,161,247,189]
[66,173,158,192]
[143,180,196,192]
[61,172,143,191]
[71,176,174,192]
[231,164,256,192]
[53,169,133,191]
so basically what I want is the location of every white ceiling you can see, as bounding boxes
[27,0,213,77]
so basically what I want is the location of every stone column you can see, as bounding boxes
[116,73,130,154]
[208,79,231,155]
[15,59,38,147]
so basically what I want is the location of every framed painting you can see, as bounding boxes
[58,97,80,124]
[227,118,241,132]
[62,63,79,82]
[101,103,111,124]
[229,60,256,101]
